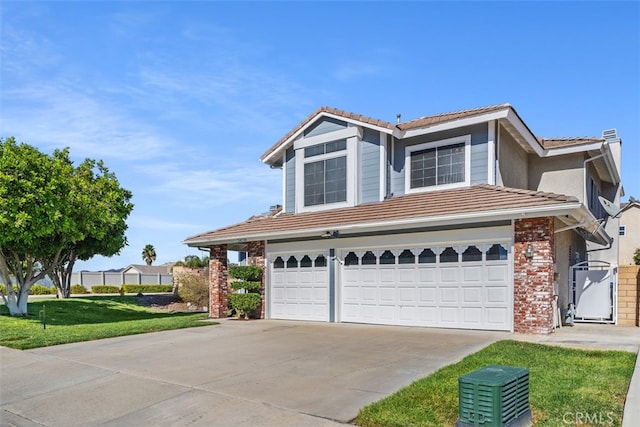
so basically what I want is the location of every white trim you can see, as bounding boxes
[504,109,544,157]
[379,133,386,201]
[398,109,510,140]
[487,120,496,185]
[295,134,357,214]
[404,134,471,194]
[281,159,287,213]
[293,126,360,151]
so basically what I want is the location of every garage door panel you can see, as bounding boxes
[380,269,395,283]
[440,307,458,323]
[462,307,482,325]
[379,287,396,302]
[339,240,512,331]
[398,287,415,302]
[419,287,437,303]
[440,267,459,282]
[419,268,436,282]
[269,254,329,322]
[487,264,509,281]
[462,266,483,282]
[486,286,508,304]
[462,287,482,304]
[439,287,459,303]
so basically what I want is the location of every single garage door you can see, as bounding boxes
[340,243,511,331]
[269,252,330,322]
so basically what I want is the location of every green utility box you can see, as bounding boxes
[457,365,532,427]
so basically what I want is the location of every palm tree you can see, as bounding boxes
[141,244,157,266]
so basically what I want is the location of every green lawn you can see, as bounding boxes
[357,340,636,427]
[0,296,214,349]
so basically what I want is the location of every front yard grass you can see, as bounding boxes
[357,340,636,427]
[0,296,214,350]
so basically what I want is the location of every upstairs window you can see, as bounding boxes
[406,135,471,192]
[303,140,347,207]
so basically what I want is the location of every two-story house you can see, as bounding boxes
[183,104,623,334]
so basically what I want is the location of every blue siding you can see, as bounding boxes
[285,147,295,213]
[304,117,347,138]
[391,123,488,195]
[359,128,380,204]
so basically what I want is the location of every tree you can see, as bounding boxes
[634,248,640,266]
[1,139,80,315]
[142,244,156,265]
[49,159,133,298]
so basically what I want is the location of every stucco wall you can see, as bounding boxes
[497,126,528,189]
[554,220,587,311]
[528,152,584,199]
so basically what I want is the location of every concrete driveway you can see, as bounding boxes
[0,319,506,426]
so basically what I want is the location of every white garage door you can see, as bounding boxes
[340,243,511,331]
[269,253,330,322]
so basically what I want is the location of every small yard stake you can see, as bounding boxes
[39,305,46,330]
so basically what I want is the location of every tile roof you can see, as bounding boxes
[260,104,513,162]
[537,137,605,149]
[183,185,579,245]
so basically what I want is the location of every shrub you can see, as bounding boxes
[0,284,5,295]
[228,266,262,319]
[228,293,262,319]
[70,284,89,294]
[176,273,208,309]
[634,248,640,265]
[91,285,121,294]
[228,265,261,281]
[30,285,56,295]
[121,284,173,293]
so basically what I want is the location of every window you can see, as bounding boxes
[619,225,626,236]
[380,250,396,264]
[286,256,298,268]
[300,255,313,268]
[486,244,508,261]
[440,247,459,263]
[345,252,359,266]
[405,135,471,192]
[303,141,347,207]
[399,249,415,264]
[273,257,285,269]
[418,248,437,264]
[314,255,327,267]
[362,251,377,265]
[462,245,482,262]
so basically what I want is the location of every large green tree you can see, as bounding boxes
[49,159,133,298]
[0,138,133,314]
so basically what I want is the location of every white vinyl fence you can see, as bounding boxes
[71,271,173,287]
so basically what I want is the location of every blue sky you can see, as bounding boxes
[1,1,639,271]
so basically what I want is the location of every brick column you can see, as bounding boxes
[247,240,266,319]
[209,244,228,318]
[618,265,639,326]
[514,217,555,334]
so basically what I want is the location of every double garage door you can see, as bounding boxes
[269,241,512,331]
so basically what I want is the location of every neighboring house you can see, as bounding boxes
[618,201,640,265]
[184,103,624,334]
[122,264,175,275]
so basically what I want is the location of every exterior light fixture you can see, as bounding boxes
[525,243,534,261]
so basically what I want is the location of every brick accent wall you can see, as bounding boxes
[618,265,639,326]
[514,217,555,334]
[209,245,228,318]
[247,240,266,319]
